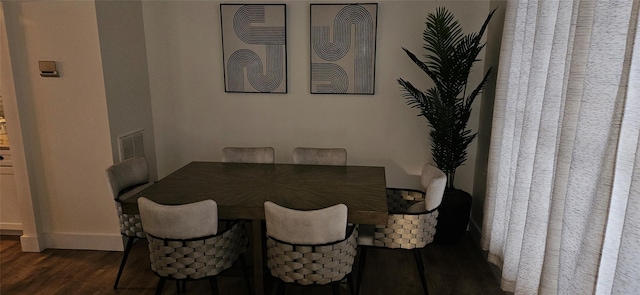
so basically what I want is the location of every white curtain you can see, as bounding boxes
[482,0,640,294]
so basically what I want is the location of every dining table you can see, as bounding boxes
[120,161,389,294]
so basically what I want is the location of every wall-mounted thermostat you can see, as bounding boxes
[39,61,59,77]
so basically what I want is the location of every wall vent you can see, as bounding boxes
[118,129,145,161]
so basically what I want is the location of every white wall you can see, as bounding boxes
[3,1,122,251]
[1,0,496,251]
[143,0,491,192]
[96,1,158,180]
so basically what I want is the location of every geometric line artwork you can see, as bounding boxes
[310,63,349,93]
[310,4,377,94]
[221,4,287,93]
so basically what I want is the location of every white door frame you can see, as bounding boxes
[1,2,45,252]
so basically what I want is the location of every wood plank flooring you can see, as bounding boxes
[0,234,504,295]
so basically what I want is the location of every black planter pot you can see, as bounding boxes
[434,188,472,244]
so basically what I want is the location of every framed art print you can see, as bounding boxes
[310,3,378,94]
[220,4,287,93]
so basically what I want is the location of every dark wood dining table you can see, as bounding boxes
[120,161,388,294]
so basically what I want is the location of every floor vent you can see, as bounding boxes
[118,129,145,161]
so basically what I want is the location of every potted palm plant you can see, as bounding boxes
[398,7,494,244]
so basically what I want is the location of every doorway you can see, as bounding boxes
[0,8,21,235]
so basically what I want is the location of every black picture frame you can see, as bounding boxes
[310,3,378,95]
[220,4,288,93]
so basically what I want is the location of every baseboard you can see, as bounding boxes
[20,234,46,252]
[469,219,482,246]
[43,232,125,251]
[0,229,23,236]
[0,222,23,231]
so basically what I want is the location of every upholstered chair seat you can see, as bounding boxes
[138,197,251,295]
[222,146,275,163]
[264,201,357,295]
[292,147,347,166]
[356,164,446,295]
[106,157,153,289]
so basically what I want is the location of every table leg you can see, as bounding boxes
[252,219,264,295]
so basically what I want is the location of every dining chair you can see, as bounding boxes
[292,147,347,166]
[222,146,275,163]
[106,157,154,289]
[138,197,251,295]
[264,201,357,295]
[355,164,446,295]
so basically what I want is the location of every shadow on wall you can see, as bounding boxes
[357,158,423,189]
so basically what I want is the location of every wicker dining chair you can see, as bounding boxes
[106,157,154,289]
[264,201,357,295]
[222,146,275,164]
[138,197,251,295]
[355,164,446,295]
[292,147,347,166]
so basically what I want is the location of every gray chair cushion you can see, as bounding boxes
[222,146,275,163]
[292,147,347,166]
[106,157,152,237]
[106,157,150,199]
[264,201,348,245]
[138,197,219,239]
[421,164,447,211]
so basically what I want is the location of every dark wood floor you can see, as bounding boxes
[0,233,504,295]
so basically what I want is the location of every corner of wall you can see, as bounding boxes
[20,234,46,252]
[96,0,157,182]
[471,0,507,237]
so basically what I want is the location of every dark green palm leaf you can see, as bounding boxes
[397,7,494,188]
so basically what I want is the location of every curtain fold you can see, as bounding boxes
[482,0,640,294]
[597,6,640,293]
